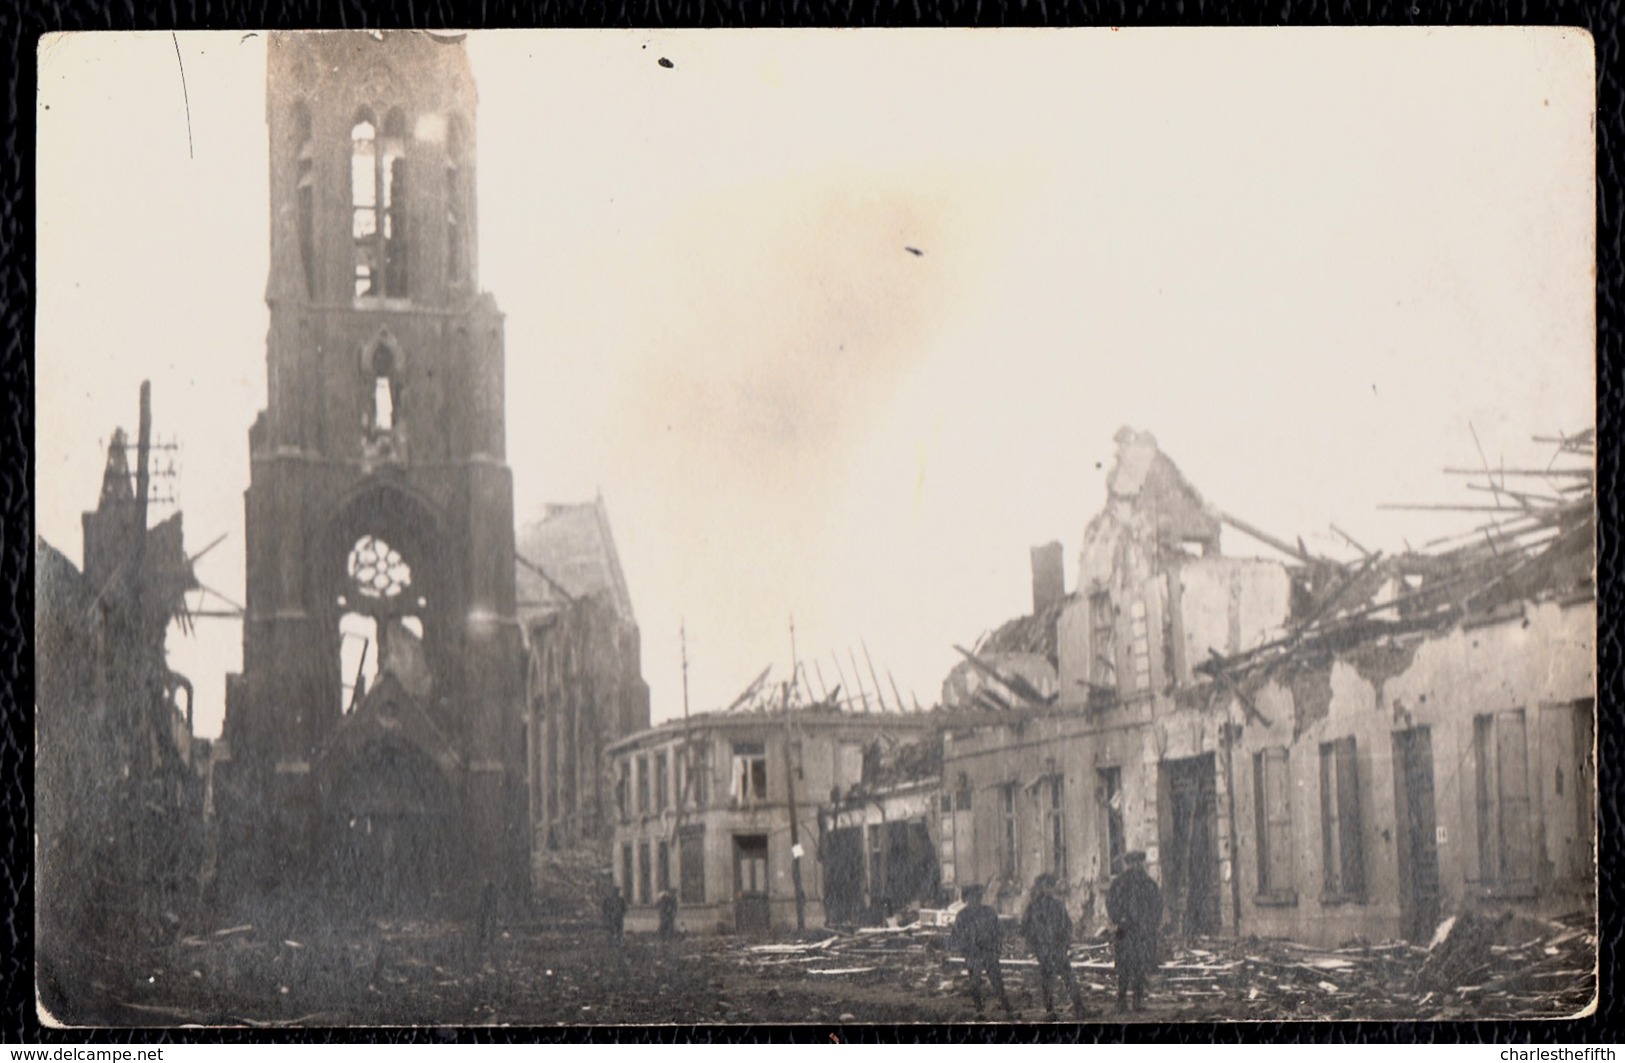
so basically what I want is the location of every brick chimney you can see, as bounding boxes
[1031,541,1065,614]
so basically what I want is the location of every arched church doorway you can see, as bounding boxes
[323,736,459,917]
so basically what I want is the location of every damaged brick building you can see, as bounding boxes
[36,391,208,1012]
[940,428,1595,947]
[517,498,651,880]
[213,31,531,913]
[606,698,933,933]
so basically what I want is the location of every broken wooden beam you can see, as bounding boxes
[1206,650,1273,727]
[1219,511,1315,564]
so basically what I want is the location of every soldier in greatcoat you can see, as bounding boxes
[601,885,628,945]
[656,888,679,940]
[1106,851,1163,1012]
[950,885,1014,1019]
[1020,873,1088,1020]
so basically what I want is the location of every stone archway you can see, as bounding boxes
[320,731,460,917]
[310,481,453,727]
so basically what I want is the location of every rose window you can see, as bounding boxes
[347,534,413,602]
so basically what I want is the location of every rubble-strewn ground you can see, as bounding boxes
[45,909,1594,1028]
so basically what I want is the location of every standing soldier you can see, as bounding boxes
[471,880,499,968]
[1020,873,1088,1020]
[950,885,1014,1020]
[657,888,679,940]
[1106,851,1163,1012]
[601,885,628,945]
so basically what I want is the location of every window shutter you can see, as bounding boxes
[1496,709,1533,884]
[1335,737,1364,895]
[1319,744,1338,893]
[1254,751,1271,891]
[1257,748,1293,895]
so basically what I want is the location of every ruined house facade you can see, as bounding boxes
[943,429,1595,947]
[517,499,651,864]
[822,732,946,926]
[37,410,207,1014]
[216,31,529,910]
[605,707,932,933]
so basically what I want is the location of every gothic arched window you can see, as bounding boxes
[445,115,464,284]
[369,343,397,433]
[337,534,427,713]
[351,111,379,297]
[381,109,409,297]
[294,101,315,298]
[348,533,412,602]
[351,108,410,300]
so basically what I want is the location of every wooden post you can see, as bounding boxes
[861,639,888,713]
[846,649,872,712]
[782,681,807,931]
[1221,717,1243,938]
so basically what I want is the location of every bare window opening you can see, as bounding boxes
[1129,598,1151,692]
[351,114,378,297]
[364,344,401,438]
[339,611,380,713]
[1000,782,1020,879]
[294,102,315,298]
[690,743,710,808]
[635,754,650,814]
[655,750,669,813]
[372,376,395,431]
[381,110,408,297]
[637,839,652,905]
[732,742,768,804]
[1319,737,1365,901]
[352,109,409,299]
[679,824,705,902]
[616,759,630,823]
[1099,766,1125,878]
[1089,592,1117,692]
[445,115,464,283]
[337,536,424,714]
[1047,775,1067,879]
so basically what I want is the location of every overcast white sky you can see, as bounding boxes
[36,29,1595,738]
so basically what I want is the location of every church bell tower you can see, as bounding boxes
[221,31,526,906]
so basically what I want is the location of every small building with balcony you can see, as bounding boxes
[605,699,932,934]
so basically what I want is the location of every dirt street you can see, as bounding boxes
[46,912,1594,1029]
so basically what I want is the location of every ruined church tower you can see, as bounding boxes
[219,31,526,907]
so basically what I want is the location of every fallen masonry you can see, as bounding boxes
[61,905,1593,1026]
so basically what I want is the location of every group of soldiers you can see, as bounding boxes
[951,850,1164,1020]
[601,886,680,942]
[594,850,1164,1022]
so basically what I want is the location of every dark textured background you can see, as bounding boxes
[1,0,1617,1045]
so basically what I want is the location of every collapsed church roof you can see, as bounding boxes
[516,495,635,622]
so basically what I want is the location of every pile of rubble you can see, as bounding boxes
[730,909,1595,1021]
[1160,912,1595,1021]
[74,905,1594,1026]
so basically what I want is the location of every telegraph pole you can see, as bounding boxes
[789,614,800,702]
[132,382,152,625]
[679,620,693,809]
[782,680,807,931]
